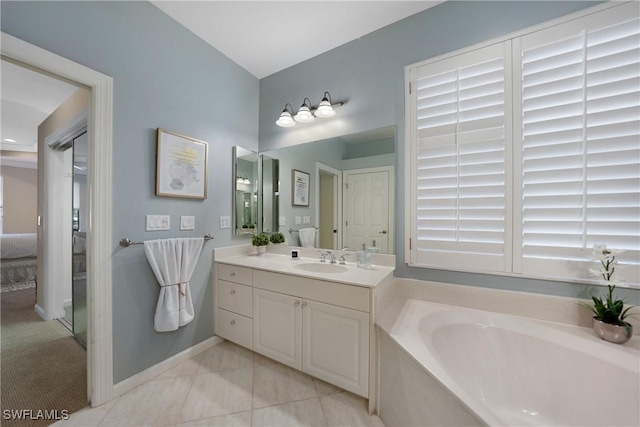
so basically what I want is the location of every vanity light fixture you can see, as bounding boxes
[294,98,315,123]
[275,103,296,128]
[314,92,337,118]
[275,91,345,128]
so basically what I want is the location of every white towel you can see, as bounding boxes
[143,237,204,332]
[298,227,316,248]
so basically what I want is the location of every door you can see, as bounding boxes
[253,288,302,370]
[344,167,393,253]
[302,299,369,397]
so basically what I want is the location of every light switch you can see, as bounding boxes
[295,216,301,225]
[146,215,170,231]
[181,216,195,230]
[219,216,231,229]
[279,216,286,226]
[303,216,311,224]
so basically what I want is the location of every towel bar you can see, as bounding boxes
[288,226,318,234]
[119,234,214,247]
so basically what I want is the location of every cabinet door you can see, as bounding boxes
[302,300,369,397]
[253,288,302,370]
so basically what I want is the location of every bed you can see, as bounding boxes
[1,233,38,286]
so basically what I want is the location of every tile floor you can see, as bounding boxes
[53,341,385,427]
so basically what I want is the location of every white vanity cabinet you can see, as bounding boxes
[214,263,371,398]
[215,264,253,350]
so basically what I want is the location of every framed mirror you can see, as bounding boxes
[259,126,396,253]
[232,146,258,236]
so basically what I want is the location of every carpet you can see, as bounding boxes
[1,288,88,427]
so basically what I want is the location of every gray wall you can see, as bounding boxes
[259,1,638,303]
[1,1,260,381]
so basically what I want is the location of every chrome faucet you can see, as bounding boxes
[339,246,349,265]
[318,250,337,264]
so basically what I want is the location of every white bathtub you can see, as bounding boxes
[377,298,640,427]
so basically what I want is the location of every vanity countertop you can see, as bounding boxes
[215,252,395,288]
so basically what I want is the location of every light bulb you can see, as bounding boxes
[276,111,296,127]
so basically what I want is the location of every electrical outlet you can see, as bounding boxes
[303,216,311,224]
[295,216,301,225]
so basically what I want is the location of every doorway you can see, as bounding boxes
[2,32,114,406]
[343,166,394,254]
[315,163,342,250]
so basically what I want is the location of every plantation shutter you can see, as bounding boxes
[515,5,640,283]
[409,42,512,272]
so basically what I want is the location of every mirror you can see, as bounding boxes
[259,126,396,254]
[232,146,259,236]
[260,154,279,233]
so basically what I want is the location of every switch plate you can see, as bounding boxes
[180,216,195,230]
[303,216,311,224]
[146,215,170,231]
[295,216,301,225]
[279,216,286,226]
[219,216,231,229]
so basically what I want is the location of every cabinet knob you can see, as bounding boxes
[294,300,300,306]
[230,290,236,295]
[302,301,307,308]
[230,320,236,325]
[379,230,387,234]
[230,272,236,277]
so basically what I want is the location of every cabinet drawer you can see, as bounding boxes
[218,280,253,317]
[217,264,252,286]
[218,309,252,350]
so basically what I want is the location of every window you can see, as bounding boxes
[407,2,639,286]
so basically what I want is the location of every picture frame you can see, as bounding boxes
[155,128,208,199]
[292,169,310,206]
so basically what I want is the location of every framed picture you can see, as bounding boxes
[155,128,208,199]
[292,169,310,206]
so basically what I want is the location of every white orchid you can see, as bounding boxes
[589,243,624,285]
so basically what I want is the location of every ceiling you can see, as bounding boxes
[1,1,441,156]
[151,1,442,79]
[1,60,79,153]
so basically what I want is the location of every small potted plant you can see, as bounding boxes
[585,244,634,344]
[269,231,285,245]
[251,233,270,255]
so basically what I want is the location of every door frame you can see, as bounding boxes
[2,32,114,406]
[343,166,395,254]
[315,163,342,250]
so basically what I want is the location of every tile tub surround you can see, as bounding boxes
[52,340,384,427]
[374,277,640,335]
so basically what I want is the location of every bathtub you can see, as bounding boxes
[377,298,640,427]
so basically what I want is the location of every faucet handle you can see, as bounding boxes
[339,252,350,265]
[318,250,327,262]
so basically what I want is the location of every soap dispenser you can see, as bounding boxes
[357,243,372,269]
[367,240,380,254]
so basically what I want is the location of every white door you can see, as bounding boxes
[253,288,302,370]
[344,167,393,253]
[302,299,369,397]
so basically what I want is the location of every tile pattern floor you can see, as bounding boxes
[53,341,385,427]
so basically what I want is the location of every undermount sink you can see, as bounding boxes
[294,263,349,274]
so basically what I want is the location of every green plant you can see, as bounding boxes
[251,233,270,247]
[269,232,285,244]
[587,284,633,327]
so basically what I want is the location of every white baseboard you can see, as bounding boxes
[34,304,46,320]
[111,335,224,398]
